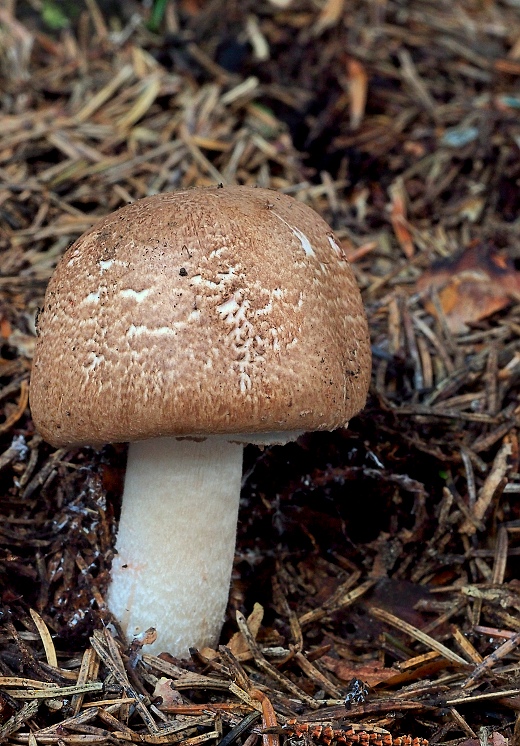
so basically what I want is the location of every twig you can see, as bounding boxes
[460,440,512,535]
[235,611,319,709]
[89,632,158,733]
[0,701,39,740]
[462,632,520,688]
[369,607,469,667]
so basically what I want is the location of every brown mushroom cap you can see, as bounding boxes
[30,186,371,447]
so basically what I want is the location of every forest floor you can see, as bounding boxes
[1,1,520,745]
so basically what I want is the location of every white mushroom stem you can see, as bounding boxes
[107,436,243,657]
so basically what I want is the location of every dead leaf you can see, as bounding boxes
[457,737,508,746]
[313,0,345,35]
[0,316,11,338]
[198,646,219,660]
[345,241,377,263]
[346,58,368,130]
[180,0,206,14]
[489,733,509,746]
[227,602,264,657]
[154,677,184,708]
[389,179,415,258]
[320,657,398,686]
[418,242,520,333]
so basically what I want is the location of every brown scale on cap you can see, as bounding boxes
[30,186,371,447]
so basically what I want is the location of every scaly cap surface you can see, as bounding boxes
[30,186,371,446]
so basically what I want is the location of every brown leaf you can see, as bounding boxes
[389,179,415,258]
[153,677,184,708]
[180,0,206,14]
[457,738,508,746]
[418,242,520,333]
[227,602,264,657]
[320,656,397,686]
[313,0,345,35]
[489,733,509,746]
[346,59,368,130]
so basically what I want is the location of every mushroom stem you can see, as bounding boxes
[107,436,243,657]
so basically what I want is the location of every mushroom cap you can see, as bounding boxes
[30,186,371,447]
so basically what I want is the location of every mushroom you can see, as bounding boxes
[30,186,371,657]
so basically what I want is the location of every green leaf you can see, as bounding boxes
[42,0,70,30]
[148,0,169,33]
